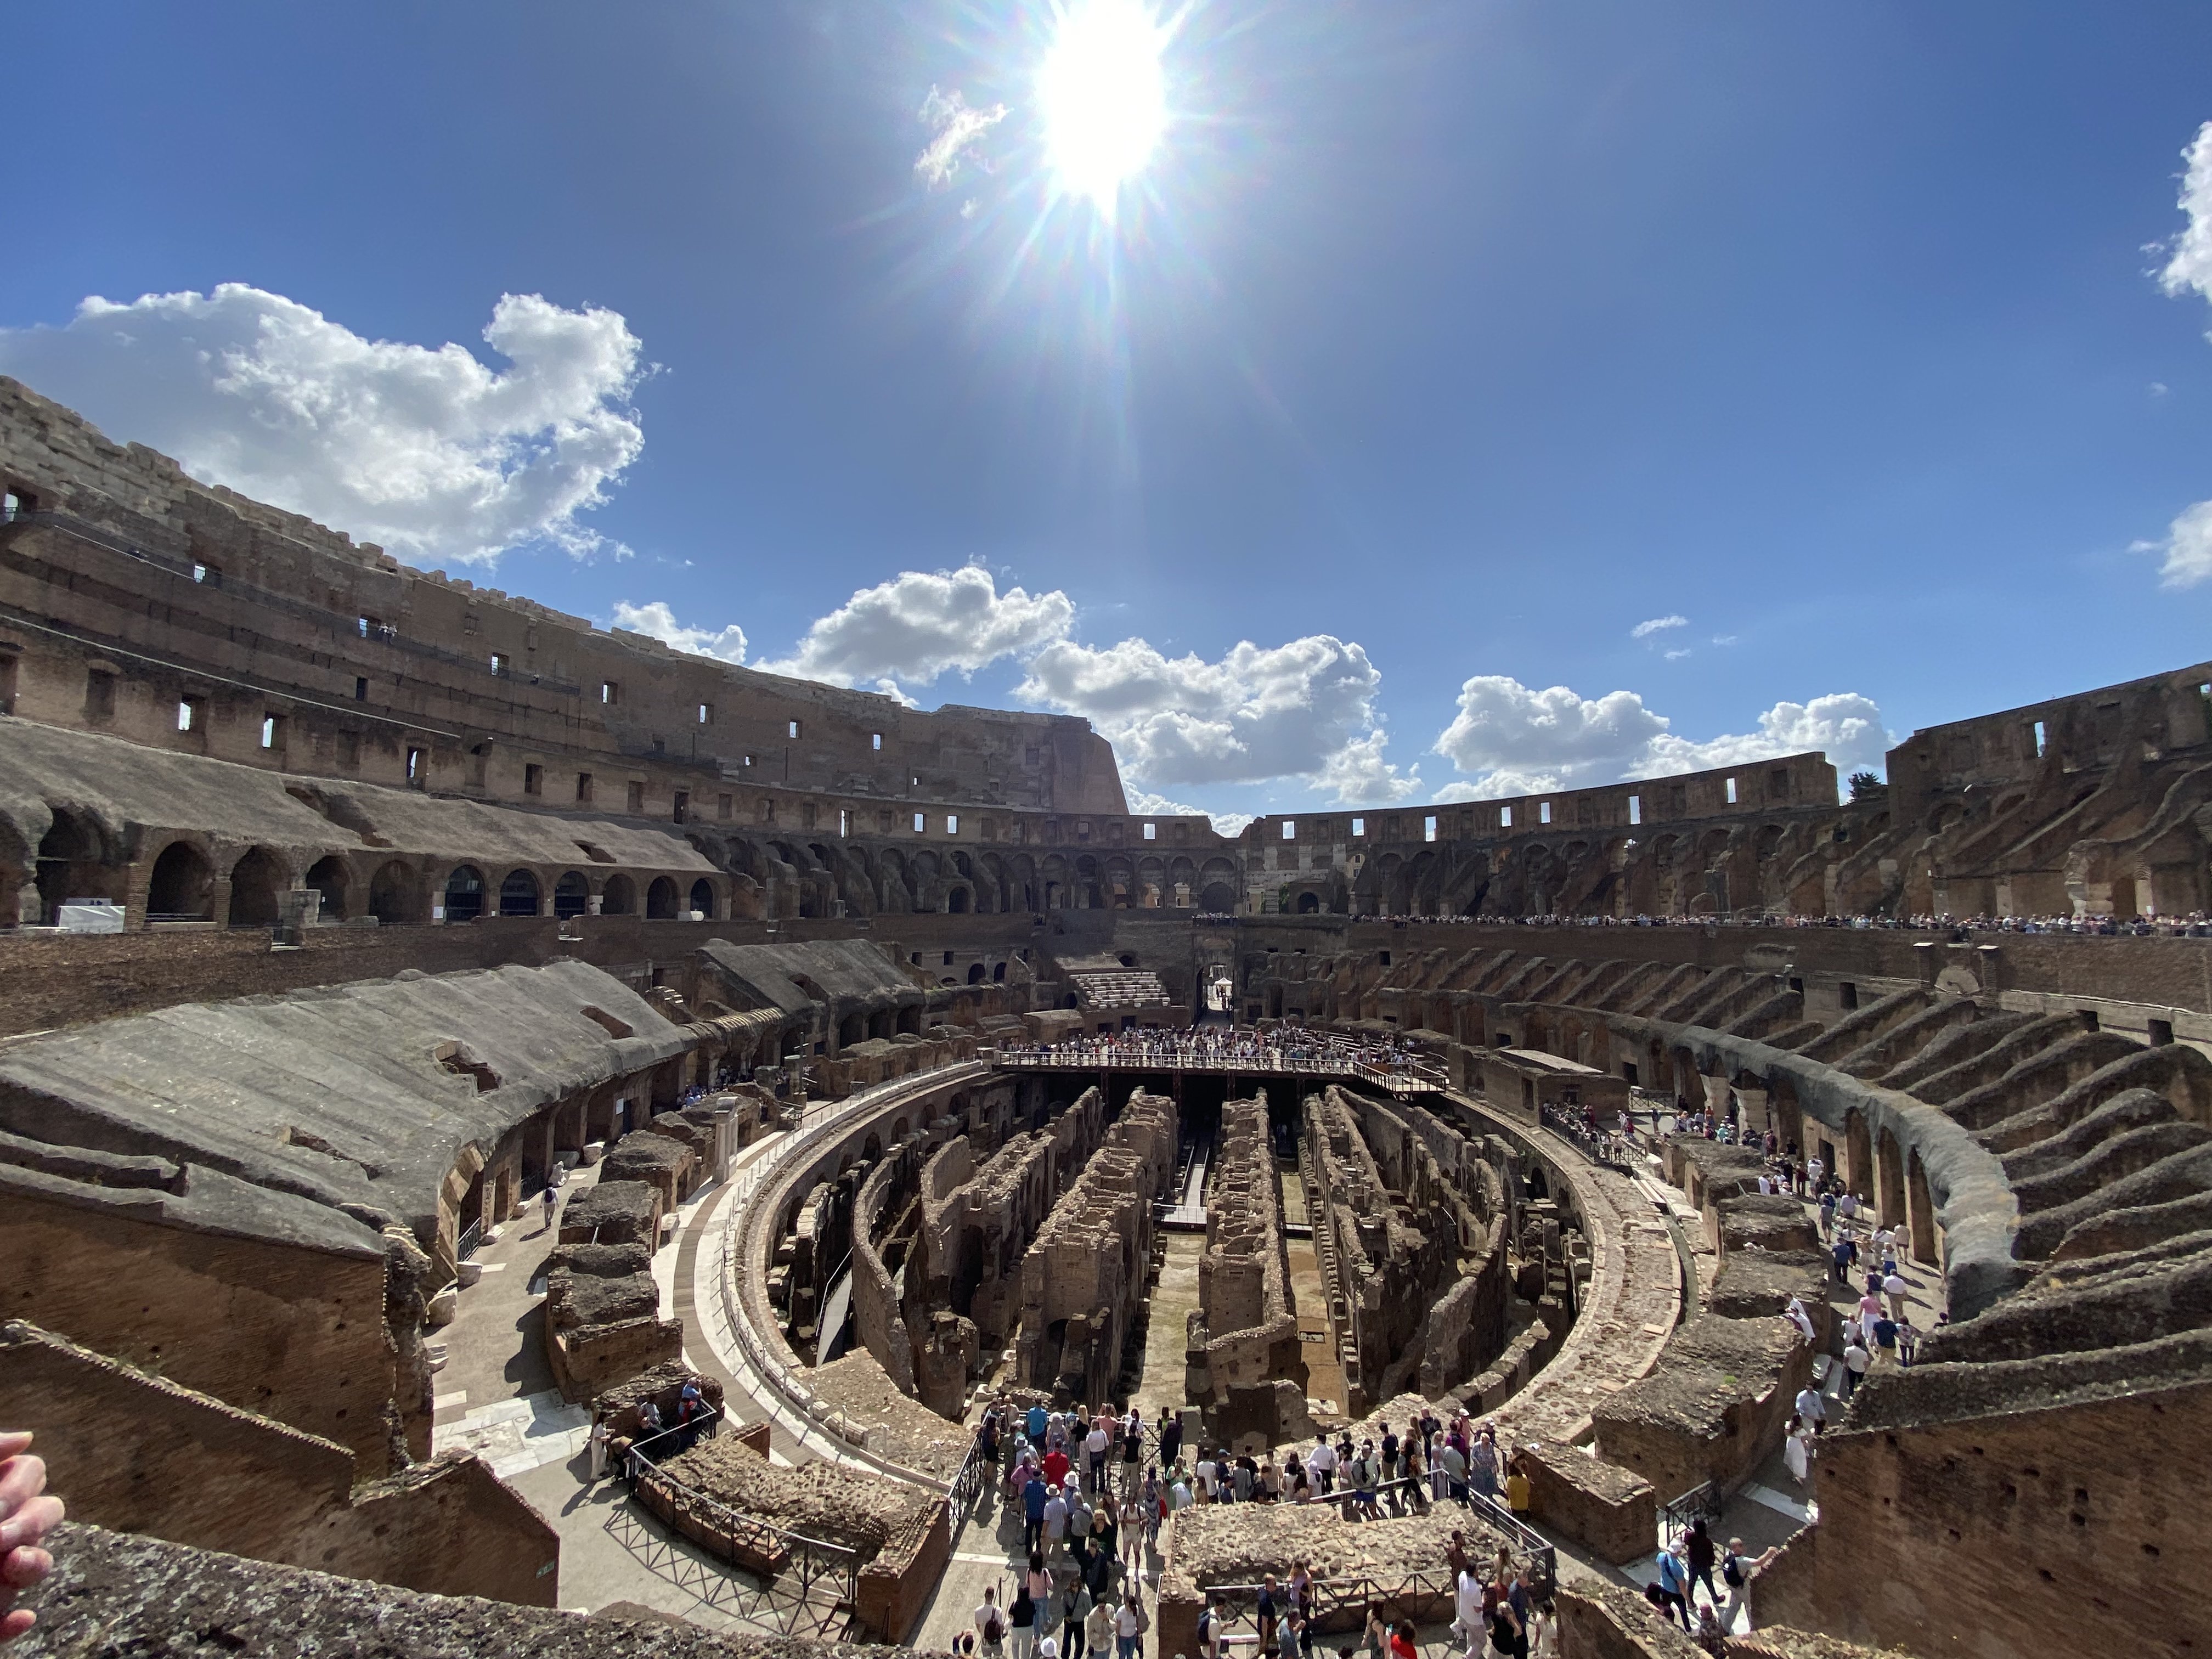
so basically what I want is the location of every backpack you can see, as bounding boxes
[1722,1552,1744,1589]
[986,1612,1006,1642]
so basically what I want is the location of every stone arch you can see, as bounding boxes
[553,870,591,919]
[1905,1148,1938,1266]
[146,840,213,921]
[369,860,420,926]
[443,865,487,923]
[498,867,541,917]
[1875,1124,1909,1232]
[304,854,351,921]
[690,877,716,918]
[647,876,680,918]
[226,847,286,928]
[34,808,120,922]
[946,884,971,913]
[1844,1107,1874,1203]
[601,873,636,916]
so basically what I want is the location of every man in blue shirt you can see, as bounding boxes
[1023,1470,1049,1555]
[1028,1404,1050,1444]
[1655,1544,1692,1629]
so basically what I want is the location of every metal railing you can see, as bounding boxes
[456,1218,484,1262]
[1660,1480,1723,1543]
[992,1045,1448,1092]
[1538,1106,1635,1170]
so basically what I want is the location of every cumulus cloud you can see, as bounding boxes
[1431,676,1889,797]
[755,566,1073,689]
[915,86,1008,190]
[2148,123,2212,586]
[1631,614,1688,639]
[0,284,644,566]
[1017,633,1415,804]
[1124,786,1252,836]
[611,600,749,663]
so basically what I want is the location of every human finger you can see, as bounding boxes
[0,1549,50,1592]
[0,1438,29,1466]
[0,1494,61,1556]
[0,1459,44,1527]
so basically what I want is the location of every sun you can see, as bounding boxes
[1037,0,1169,215]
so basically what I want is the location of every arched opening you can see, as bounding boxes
[1199,881,1237,913]
[1295,890,1321,914]
[498,867,541,917]
[443,865,486,923]
[947,885,970,913]
[369,860,417,927]
[689,877,715,918]
[304,855,350,922]
[553,870,591,919]
[145,842,213,921]
[35,808,115,922]
[968,962,986,984]
[839,1012,865,1046]
[646,876,680,918]
[601,873,636,916]
[992,961,1007,982]
[225,848,285,929]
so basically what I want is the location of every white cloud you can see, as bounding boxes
[915,86,1008,190]
[611,600,749,663]
[1663,648,1691,661]
[1017,633,1414,804]
[1631,614,1688,639]
[756,566,1073,688]
[2148,124,2212,586]
[0,284,643,566]
[1432,675,1889,797]
[2157,121,2212,303]
[1123,786,1250,835]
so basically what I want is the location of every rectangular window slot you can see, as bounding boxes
[1499,806,1512,828]
[788,719,801,738]
[1539,801,1551,825]
[1840,981,1859,1010]
[600,681,618,706]
[1350,816,1365,837]
[1725,776,1739,804]
[2032,719,2047,758]
[626,781,646,813]
[1142,821,1156,840]
[406,747,425,784]
[698,703,712,724]
[914,811,927,833]
[176,698,198,732]
[524,764,543,795]
[839,808,850,837]
[2149,1018,2174,1047]
[673,790,690,824]
[1628,794,1641,826]
[1424,814,1438,842]
[947,813,959,834]
[259,714,279,749]
[354,676,368,701]
[84,670,115,721]
[576,772,594,803]
[871,732,882,750]
[719,794,733,820]
[490,653,505,676]
[1282,820,1296,839]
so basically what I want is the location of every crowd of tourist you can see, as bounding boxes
[1348,910,2212,935]
[960,1399,1574,1659]
[996,1028,1436,1077]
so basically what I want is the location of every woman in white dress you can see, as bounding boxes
[1783,1424,1811,1485]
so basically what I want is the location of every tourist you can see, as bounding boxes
[978,1588,1008,1659]
[1124,1407,1144,1488]
[1159,1409,1183,1469]
[1719,1538,1749,1607]
[1308,1434,1338,1494]
[1439,1435,1469,1503]
[1882,1267,1911,1322]
[1086,1589,1114,1659]
[1684,1519,1719,1608]
[1784,1295,1816,1346]
[1115,1592,1145,1659]
[1783,1424,1812,1485]
[1196,1595,1223,1659]
[1009,1581,1039,1659]
[1065,1579,1094,1659]
[1468,1426,1499,1500]
[1389,1621,1417,1659]
[1818,1190,1836,1240]
[1045,1441,1073,1492]
[1045,1483,1071,1560]
[1841,1336,1870,1396]
[1793,1381,1826,1436]
[1023,1469,1051,1555]
[1040,1637,1060,1659]
[1871,1313,1900,1370]
[1503,1454,1531,1520]
[539,1181,557,1233]
[1352,1442,1381,1519]
[1654,1542,1693,1629]
[1528,1601,1558,1659]
[586,1407,612,1481]
[1030,1403,1052,1445]
[1453,1561,1485,1649]
[1692,1604,1727,1656]
[1087,1418,1112,1495]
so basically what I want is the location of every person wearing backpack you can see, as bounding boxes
[1195,1595,1222,1659]
[977,1585,1008,1659]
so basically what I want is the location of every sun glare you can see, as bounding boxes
[1037,0,1168,214]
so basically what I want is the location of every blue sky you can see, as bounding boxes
[5,2,2212,826]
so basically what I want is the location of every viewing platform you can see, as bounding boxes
[986,1041,1447,1094]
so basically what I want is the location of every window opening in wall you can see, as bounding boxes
[2077,1009,2100,1032]
[407,747,425,785]
[914,811,927,833]
[627,781,646,812]
[760,800,776,825]
[1839,981,1859,1010]
[871,731,882,750]
[1077,820,1091,842]
[1539,801,1551,825]
[1282,820,1296,839]
[1628,794,1641,826]
[1143,821,1156,840]
[191,562,211,584]
[944,951,955,966]
[1350,816,1364,837]
[788,719,801,738]
[1725,776,1739,804]
[800,802,817,830]
[911,774,921,788]
[719,794,733,820]
[1,488,31,520]
[490,653,506,676]
[1499,805,1512,828]
[672,789,690,824]
[839,807,850,837]
[1424,814,1438,842]
[1378,950,1391,967]
[879,809,894,834]
[2150,1018,2175,1046]
[176,698,198,732]
[259,714,280,749]
[524,764,543,795]
[468,744,488,787]
[947,813,960,834]
[85,669,116,720]
[2032,719,2047,758]
[576,772,594,803]
[698,703,712,724]
[600,681,618,705]
[357,616,371,637]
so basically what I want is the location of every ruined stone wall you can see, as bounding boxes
[1188,1092,1308,1443]
[0,1322,557,1606]
[0,1178,402,1474]
[852,1143,921,1396]
[1302,1085,1464,1411]
[1013,1088,1178,1404]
